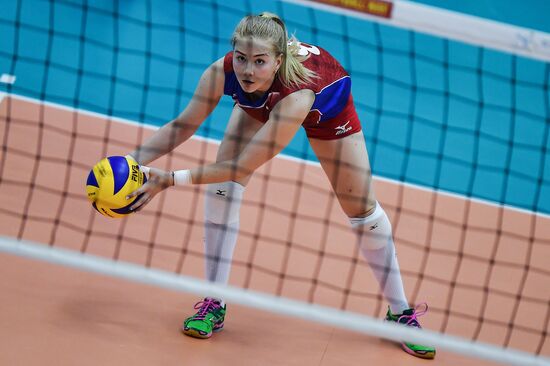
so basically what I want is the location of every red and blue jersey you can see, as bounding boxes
[223,42,361,140]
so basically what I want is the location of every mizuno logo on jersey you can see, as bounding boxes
[335,121,352,135]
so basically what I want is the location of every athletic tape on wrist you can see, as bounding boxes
[173,170,192,185]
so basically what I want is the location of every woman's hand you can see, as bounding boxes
[127,166,173,212]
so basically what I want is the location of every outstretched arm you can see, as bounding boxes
[130,57,225,165]
[128,89,315,210]
[188,89,315,184]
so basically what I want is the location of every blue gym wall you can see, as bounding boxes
[0,0,549,214]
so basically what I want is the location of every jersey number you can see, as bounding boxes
[296,42,320,56]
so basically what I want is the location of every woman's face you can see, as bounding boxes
[232,37,282,96]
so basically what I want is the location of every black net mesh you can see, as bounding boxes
[0,0,549,357]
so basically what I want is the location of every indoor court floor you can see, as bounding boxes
[0,253,501,366]
[1,94,547,365]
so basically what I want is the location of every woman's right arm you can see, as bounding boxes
[129,57,226,165]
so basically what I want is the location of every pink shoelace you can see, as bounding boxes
[193,298,221,320]
[397,302,428,328]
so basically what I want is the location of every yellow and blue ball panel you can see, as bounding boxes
[86,155,147,218]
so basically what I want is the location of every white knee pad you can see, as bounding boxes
[204,181,245,225]
[349,201,393,251]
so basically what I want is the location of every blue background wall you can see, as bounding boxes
[1,0,549,214]
[410,0,550,33]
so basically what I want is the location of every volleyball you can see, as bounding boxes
[86,155,147,218]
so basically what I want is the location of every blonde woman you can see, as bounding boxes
[127,12,435,359]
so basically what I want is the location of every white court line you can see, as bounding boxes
[0,237,548,366]
[3,91,549,220]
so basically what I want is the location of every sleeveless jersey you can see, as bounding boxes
[223,42,361,140]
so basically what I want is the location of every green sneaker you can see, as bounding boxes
[385,303,436,359]
[182,298,226,339]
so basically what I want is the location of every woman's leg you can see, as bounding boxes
[309,131,409,314]
[203,106,263,286]
[310,131,435,358]
[183,107,264,338]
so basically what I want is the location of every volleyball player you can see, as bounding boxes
[127,12,435,359]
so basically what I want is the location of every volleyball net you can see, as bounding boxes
[1,0,549,365]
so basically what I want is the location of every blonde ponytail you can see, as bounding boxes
[231,12,318,89]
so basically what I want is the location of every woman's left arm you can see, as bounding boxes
[189,89,315,184]
[128,89,314,210]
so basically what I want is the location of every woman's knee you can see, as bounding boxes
[341,196,377,218]
[204,181,245,224]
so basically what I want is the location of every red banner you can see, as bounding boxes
[312,0,393,19]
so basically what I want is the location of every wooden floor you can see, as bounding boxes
[0,94,548,365]
[0,253,502,366]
